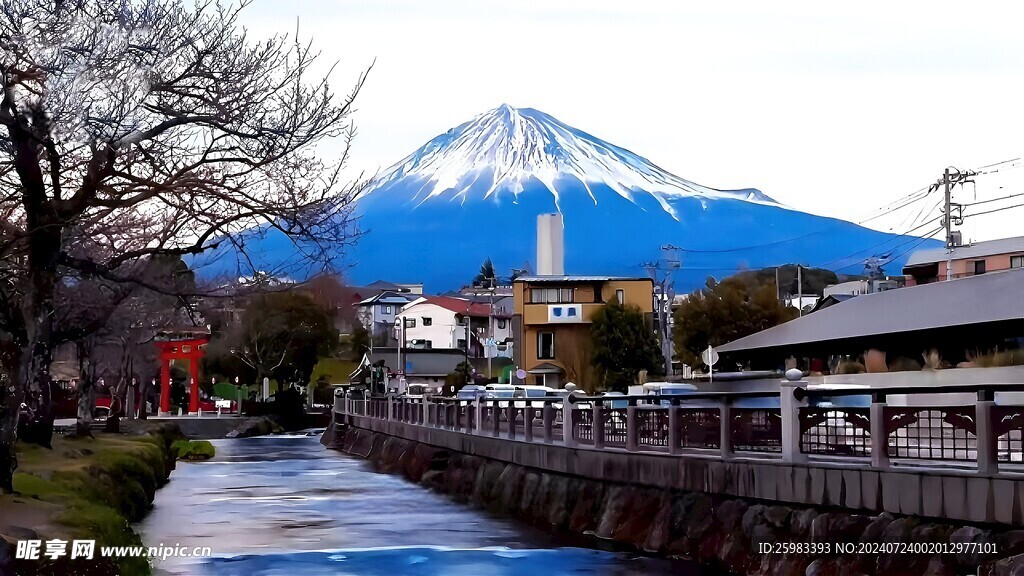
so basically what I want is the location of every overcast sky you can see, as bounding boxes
[240,0,1024,243]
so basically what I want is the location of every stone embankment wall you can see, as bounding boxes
[338,426,1024,576]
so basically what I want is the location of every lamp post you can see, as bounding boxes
[486,275,496,379]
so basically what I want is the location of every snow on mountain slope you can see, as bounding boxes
[190,104,940,291]
[360,104,777,220]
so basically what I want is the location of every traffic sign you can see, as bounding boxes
[515,369,527,380]
[701,345,719,367]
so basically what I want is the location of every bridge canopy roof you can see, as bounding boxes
[717,268,1024,362]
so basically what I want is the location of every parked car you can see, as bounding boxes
[512,385,556,409]
[400,384,435,399]
[457,384,487,405]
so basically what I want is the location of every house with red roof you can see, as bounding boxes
[395,295,512,357]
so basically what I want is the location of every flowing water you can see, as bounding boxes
[138,435,712,575]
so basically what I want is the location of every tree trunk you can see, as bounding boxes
[75,377,94,437]
[138,379,150,420]
[22,332,55,449]
[0,325,54,492]
[0,360,24,494]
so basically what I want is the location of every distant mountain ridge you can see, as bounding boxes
[192,105,940,291]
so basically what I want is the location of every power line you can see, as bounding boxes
[856,185,935,225]
[674,230,826,253]
[813,217,943,269]
[960,191,1024,207]
[963,201,1024,219]
[974,157,1021,174]
[883,230,945,266]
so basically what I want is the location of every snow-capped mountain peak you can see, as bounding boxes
[361,104,778,218]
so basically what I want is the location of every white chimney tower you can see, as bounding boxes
[536,213,564,275]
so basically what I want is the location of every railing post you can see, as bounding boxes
[491,402,501,437]
[668,401,681,455]
[593,402,605,449]
[475,397,484,435]
[870,392,890,470]
[780,381,807,464]
[626,401,638,452]
[507,405,517,440]
[976,389,999,475]
[563,399,577,448]
[524,406,534,442]
[454,402,462,431]
[543,403,555,444]
[719,400,734,459]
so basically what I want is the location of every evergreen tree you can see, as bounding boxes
[590,301,663,392]
[474,258,497,287]
[673,276,798,369]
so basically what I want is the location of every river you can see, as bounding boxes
[138,435,713,575]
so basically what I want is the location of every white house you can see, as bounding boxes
[357,291,417,346]
[395,296,511,355]
[823,279,900,298]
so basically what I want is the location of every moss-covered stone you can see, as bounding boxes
[5,425,183,576]
[171,439,216,461]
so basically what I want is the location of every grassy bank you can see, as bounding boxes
[1,425,182,576]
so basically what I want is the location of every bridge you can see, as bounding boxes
[333,367,1024,526]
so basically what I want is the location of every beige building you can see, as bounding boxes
[903,236,1024,285]
[512,275,654,388]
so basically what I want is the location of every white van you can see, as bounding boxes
[485,384,517,408]
[513,385,556,409]
[641,382,698,407]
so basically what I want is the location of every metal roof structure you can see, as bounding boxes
[358,290,415,306]
[808,293,857,313]
[904,236,1024,268]
[527,362,564,374]
[718,268,1024,355]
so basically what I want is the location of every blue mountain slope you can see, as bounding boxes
[191,105,939,290]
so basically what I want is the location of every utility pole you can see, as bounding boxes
[797,264,803,317]
[643,244,681,378]
[944,167,953,281]
[775,267,781,302]
[487,276,495,379]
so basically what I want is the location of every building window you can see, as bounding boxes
[383,305,392,314]
[422,317,432,326]
[616,289,624,305]
[497,319,507,329]
[974,260,987,275]
[457,338,467,349]
[537,332,555,359]
[1012,255,1024,269]
[530,288,574,303]
[404,318,416,328]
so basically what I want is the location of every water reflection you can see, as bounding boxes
[138,435,707,575]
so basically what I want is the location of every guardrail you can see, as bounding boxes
[334,380,1024,475]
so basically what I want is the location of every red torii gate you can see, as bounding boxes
[155,332,209,414]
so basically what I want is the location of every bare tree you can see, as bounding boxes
[0,0,366,492]
[559,328,598,393]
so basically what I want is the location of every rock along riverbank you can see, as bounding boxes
[335,425,1024,576]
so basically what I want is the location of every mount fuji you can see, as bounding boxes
[194,104,938,290]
